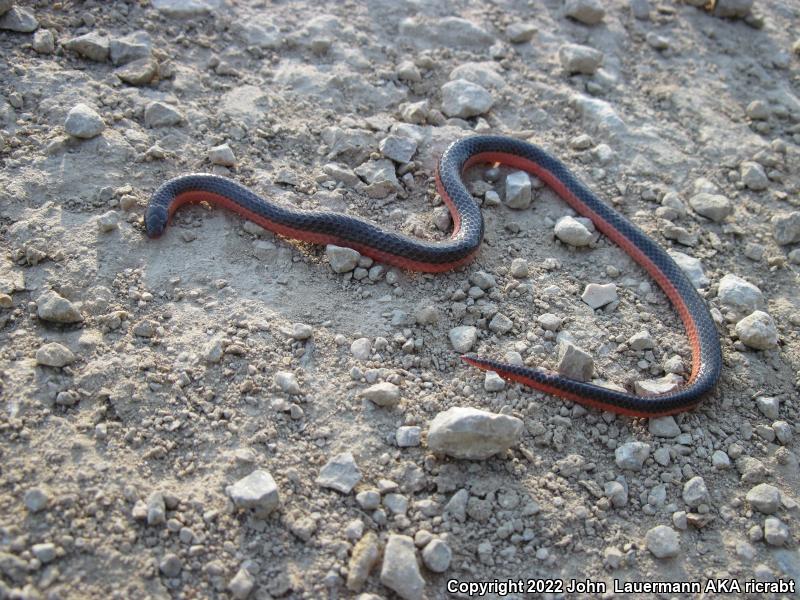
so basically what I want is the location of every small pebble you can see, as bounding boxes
[209,143,236,167]
[64,103,105,139]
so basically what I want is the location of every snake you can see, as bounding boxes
[145,135,721,417]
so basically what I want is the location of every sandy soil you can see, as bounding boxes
[1,0,799,598]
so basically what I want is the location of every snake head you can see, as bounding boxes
[144,205,169,238]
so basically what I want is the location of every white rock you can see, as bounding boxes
[350,337,371,360]
[628,330,655,351]
[689,193,732,222]
[109,31,151,65]
[604,481,628,507]
[635,373,682,395]
[228,568,254,599]
[37,290,82,323]
[35,343,76,368]
[427,407,523,459]
[151,0,222,17]
[470,270,496,289]
[538,313,562,331]
[146,491,166,525]
[615,441,651,471]
[356,490,381,510]
[735,310,778,350]
[746,483,781,514]
[772,212,800,245]
[741,161,769,191]
[361,382,401,407]
[712,450,731,469]
[648,416,680,438]
[755,396,779,420]
[506,22,537,43]
[669,251,709,289]
[33,29,55,54]
[32,543,56,564]
[682,476,709,508]
[422,539,452,573]
[355,159,400,198]
[504,171,531,209]
[0,6,38,32]
[64,103,104,139]
[575,95,627,137]
[448,326,477,352]
[441,79,494,118]
[24,488,50,513]
[227,470,280,515]
[558,43,603,74]
[581,282,617,309]
[209,143,236,166]
[509,258,529,278]
[555,215,593,246]
[275,371,301,394]
[488,313,513,334]
[564,0,604,23]
[317,452,362,494]
[380,535,425,600]
[645,525,680,558]
[326,244,360,273]
[483,371,506,392]
[398,16,495,49]
[97,210,120,232]
[718,274,764,318]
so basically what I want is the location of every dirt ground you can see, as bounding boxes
[1,0,799,598]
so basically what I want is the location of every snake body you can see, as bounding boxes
[146,135,722,416]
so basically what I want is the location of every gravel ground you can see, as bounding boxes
[1,0,799,598]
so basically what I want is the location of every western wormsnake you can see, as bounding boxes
[145,135,722,417]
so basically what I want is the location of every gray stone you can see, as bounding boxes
[628,330,655,351]
[682,476,709,508]
[64,32,109,61]
[714,0,753,18]
[634,373,682,395]
[361,382,400,407]
[355,159,400,198]
[151,0,221,17]
[689,193,732,222]
[756,396,780,420]
[37,290,82,323]
[615,442,651,471]
[117,58,157,84]
[605,481,628,507]
[649,416,680,438]
[146,491,166,525]
[449,62,506,89]
[669,252,709,289]
[97,210,120,232]
[712,450,731,469]
[581,282,617,309]
[347,532,380,592]
[488,312,513,334]
[356,490,381,510]
[326,244,360,273]
[209,143,236,167]
[396,426,421,447]
[33,29,55,53]
[444,489,469,521]
[718,274,764,318]
[741,161,769,190]
[64,103,104,139]
[645,525,680,558]
[427,407,523,460]
[630,0,650,19]
[558,43,603,74]
[746,100,770,120]
[35,343,76,368]
[555,215,593,246]
[764,517,789,546]
[380,535,425,600]
[470,271,496,290]
[746,483,781,514]
[565,0,605,24]
[317,452,362,494]
[379,135,417,164]
[109,31,151,65]
[557,341,593,382]
[538,313,562,331]
[772,212,800,245]
[227,470,280,515]
[735,310,778,350]
[509,258,529,278]
[144,101,183,127]
[398,16,495,49]
[32,543,56,564]
[159,553,182,577]
[441,79,493,118]
[448,326,477,352]
[505,171,531,209]
[506,22,537,43]
[24,487,50,513]
[228,567,255,600]
[575,95,627,137]
[422,539,452,573]
[0,6,38,32]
